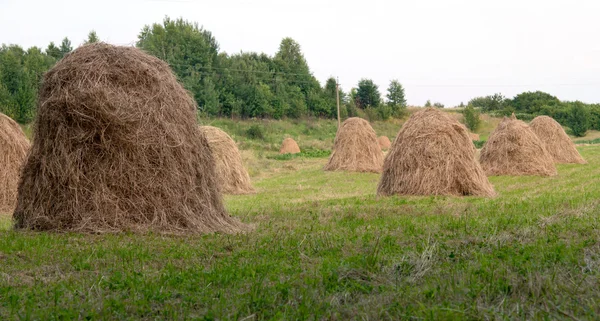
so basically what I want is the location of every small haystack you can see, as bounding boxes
[279,137,301,154]
[200,126,255,195]
[530,116,586,164]
[377,108,495,197]
[480,117,557,176]
[324,117,383,173]
[469,133,480,141]
[13,43,247,233]
[378,136,391,150]
[0,113,30,213]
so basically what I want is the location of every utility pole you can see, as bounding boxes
[336,77,341,128]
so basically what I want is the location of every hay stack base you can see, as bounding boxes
[324,117,383,173]
[480,117,557,176]
[378,136,391,150]
[530,116,586,164]
[0,113,30,213]
[377,108,495,197]
[280,138,301,154]
[13,43,247,234]
[200,126,255,195]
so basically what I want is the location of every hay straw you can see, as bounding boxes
[279,138,301,154]
[378,136,391,150]
[324,117,383,173]
[530,116,586,164]
[200,126,255,195]
[0,113,30,213]
[480,117,557,176]
[13,43,248,234]
[377,108,495,197]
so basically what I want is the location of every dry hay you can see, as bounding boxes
[279,137,300,154]
[469,132,480,141]
[13,43,247,233]
[377,108,495,197]
[324,117,383,173]
[199,126,255,195]
[0,113,30,213]
[378,136,391,150]
[480,116,557,176]
[530,115,586,164]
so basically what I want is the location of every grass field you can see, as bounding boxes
[3,116,600,319]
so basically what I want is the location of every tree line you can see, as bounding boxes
[467,91,598,136]
[0,17,407,123]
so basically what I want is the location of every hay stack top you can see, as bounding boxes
[13,43,246,234]
[200,126,255,195]
[480,116,557,176]
[377,108,495,197]
[324,117,383,173]
[530,116,586,164]
[378,136,391,150]
[0,113,30,213]
[280,137,301,154]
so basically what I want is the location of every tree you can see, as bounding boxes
[45,42,62,60]
[0,45,54,123]
[274,37,320,96]
[424,100,432,107]
[433,102,444,108]
[356,79,381,109]
[386,79,406,117]
[463,104,481,132]
[323,77,339,118]
[566,101,589,137]
[510,91,560,113]
[84,30,100,44]
[59,37,73,57]
[137,17,219,110]
[468,93,506,112]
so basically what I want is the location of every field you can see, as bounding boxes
[2,116,600,320]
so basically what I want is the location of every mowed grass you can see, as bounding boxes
[1,144,600,320]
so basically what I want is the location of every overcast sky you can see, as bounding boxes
[2,0,600,106]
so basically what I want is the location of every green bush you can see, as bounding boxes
[268,149,331,160]
[463,105,481,131]
[473,140,486,149]
[245,125,265,140]
[567,102,589,137]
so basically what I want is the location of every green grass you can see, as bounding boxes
[4,117,600,319]
[574,137,600,145]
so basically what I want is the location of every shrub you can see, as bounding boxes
[463,105,480,131]
[567,102,589,137]
[245,125,265,140]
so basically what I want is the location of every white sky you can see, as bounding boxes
[2,0,600,106]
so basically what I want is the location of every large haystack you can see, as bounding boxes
[480,117,557,176]
[377,108,495,197]
[324,117,383,173]
[13,43,247,233]
[530,116,586,164]
[378,136,391,150]
[200,126,255,195]
[0,113,30,213]
[279,137,300,154]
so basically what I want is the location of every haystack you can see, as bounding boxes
[279,137,300,154]
[13,43,247,233]
[480,117,557,176]
[530,116,586,164]
[200,126,255,195]
[324,117,383,173]
[378,136,391,150]
[469,133,480,141]
[0,113,30,213]
[377,108,495,197]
